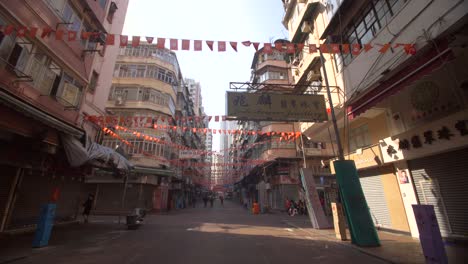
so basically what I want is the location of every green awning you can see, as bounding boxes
[133,166,175,177]
[292,2,320,44]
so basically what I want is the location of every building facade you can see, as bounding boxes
[283,0,468,239]
[0,0,129,231]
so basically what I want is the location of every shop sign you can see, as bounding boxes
[381,112,468,163]
[179,150,201,159]
[330,145,383,173]
[226,91,328,122]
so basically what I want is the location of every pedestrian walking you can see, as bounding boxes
[82,194,94,223]
[209,195,214,208]
[219,195,224,207]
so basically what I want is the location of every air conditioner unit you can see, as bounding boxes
[301,21,313,33]
[306,70,321,82]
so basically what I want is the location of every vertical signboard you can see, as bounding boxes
[300,168,332,229]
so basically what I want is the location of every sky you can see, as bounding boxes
[122,0,287,150]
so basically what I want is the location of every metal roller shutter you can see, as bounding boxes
[359,168,392,229]
[0,165,16,230]
[409,147,468,238]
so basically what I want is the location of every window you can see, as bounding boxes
[107,1,118,23]
[98,0,107,9]
[349,124,371,151]
[88,71,99,93]
[333,0,407,69]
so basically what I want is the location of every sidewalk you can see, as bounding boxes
[281,215,468,264]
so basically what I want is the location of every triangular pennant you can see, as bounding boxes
[182,39,190,50]
[309,44,318,53]
[170,39,178,50]
[145,36,154,43]
[275,42,283,51]
[132,36,140,47]
[194,40,202,51]
[319,44,329,53]
[208,116,213,121]
[3,25,15,35]
[252,42,260,51]
[41,27,53,38]
[218,41,226,52]
[378,43,391,53]
[296,43,305,52]
[263,43,273,54]
[352,44,361,55]
[213,129,217,134]
[29,27,38,38]
[120,35,128,47]
[364,43,373,52]
[230,42,238,52]
[206,41,214,51]
[330,44,341,53]
[16,26,28,38]
[242,41,251,47]
[342,44,350,54]
[157,38,165,49]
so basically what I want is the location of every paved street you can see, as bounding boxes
[1,200,390,264]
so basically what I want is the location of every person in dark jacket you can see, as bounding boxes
[82,194,94,223]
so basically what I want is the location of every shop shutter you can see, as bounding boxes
[0,165,16,229]
[359,169,392,228]
[409,147,468,238]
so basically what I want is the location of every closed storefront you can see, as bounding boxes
[8,172,83,230]
[0,165,17,231]
[408,147,468,238]
[359,165,410,233]
[92,183,155,215]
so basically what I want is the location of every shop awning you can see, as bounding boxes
[347,44,455,119]
[0,90,84,137]
[61,134,133,171]
[133,166,175,177]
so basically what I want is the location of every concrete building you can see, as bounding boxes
[185,78,202,116]
[0,0,129,231]
[282,0,468,239]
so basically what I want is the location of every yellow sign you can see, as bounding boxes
[226,92,328,122]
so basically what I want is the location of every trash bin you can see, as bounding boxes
[126,215,139,230]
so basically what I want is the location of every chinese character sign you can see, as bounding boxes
[226,92,328,122]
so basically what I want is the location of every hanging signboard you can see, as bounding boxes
[226,92,328,122]
[179,150,201,159]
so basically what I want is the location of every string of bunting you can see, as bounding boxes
[0,25,417,55]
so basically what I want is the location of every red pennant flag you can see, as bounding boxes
[352,44,361,55]
[230,42,238,52]
[3,25,15,35]
[378,43,391,53]
[55,30,64,40]
[242,41,251,47]
[319,44,330,53]
[286,43,295,54]
[106,34,115,45]
[16,26,28,38]
[215,116,219,122]
[194,40,202,51]
[41,27,53,38]
[263,43,273,54]
[213,130,217,134]
[309,44,318,53]
[296,43,305,52]
[403,44,416,55]
[68,30,77,41]
[29,27,38,38]
[208,116,213,121]
[120,35,128,47]
[206,41,214,51]
[330,44,341,53]
[132,36,140,47]
[81,31,92,40]
[222,116,226,121]
[145,36,154,43]
[218,41,226,52]
[192,128,197,133]
[157,38,165,49]
[342,44,350,54]
[182,39,190,50]
[364,43,373,52]
[170,39,178,50]
[275,42,283,51]
[252,42,260,51]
